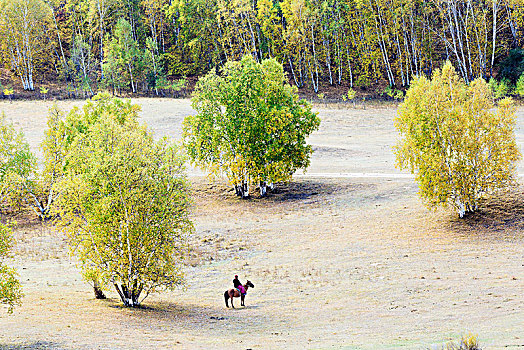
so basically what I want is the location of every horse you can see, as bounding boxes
[224,280,254,308]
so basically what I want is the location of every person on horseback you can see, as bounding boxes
[233,275,246,295]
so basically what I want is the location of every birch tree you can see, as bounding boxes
[88,0,121,78]
[104,19,142,93]
[141,0,168,52]
[53,100,192,307]
[0,0,522,94]
[0,0,52,90]
[395,61,521,217]
[0,223,22,314]
[69,34,96,97]
[0,114,37,214]
[184,55,320,198]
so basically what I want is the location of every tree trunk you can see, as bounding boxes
[114,283,141,307]
[93,281,106,299]
[491,0,498,76]
[235,184,242,197]
[310,25,319,92]
[241,181,249,199]
[288,56,300,87]
[234,181,250,199]
[343,32,353,87]
[259,181,267,197]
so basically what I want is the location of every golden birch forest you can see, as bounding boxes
[1,0,524,95]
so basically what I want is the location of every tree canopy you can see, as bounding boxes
[184,55,320,197]
[395,61,521,217]
[0,0,52,91]
[2,0,524,94]
[53,96,192,307]
[0,223,22,313]
[0,114,36,214]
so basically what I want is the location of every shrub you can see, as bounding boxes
[0,114,37,213]
[441,333,481,350]
[394,89,404,100]
[384,85,394,99]
[347,88,356,100]
[3,88,13,101]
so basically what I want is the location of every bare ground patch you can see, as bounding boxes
[2,177,523,350]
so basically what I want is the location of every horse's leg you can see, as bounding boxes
[224,291,229,308]
[241,294,245,306]
[231,295,235,309]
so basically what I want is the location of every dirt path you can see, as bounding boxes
[0,99,523,349]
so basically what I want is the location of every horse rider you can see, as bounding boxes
[233,275,246,295]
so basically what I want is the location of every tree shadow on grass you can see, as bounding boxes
[0,341,64,350]
[263,180,357,203]
[106,299,267,332]
[192,177,373,205]
[448,188,524,240]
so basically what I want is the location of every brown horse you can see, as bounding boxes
[224,280,254,308]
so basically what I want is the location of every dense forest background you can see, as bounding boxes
[1,0,524,99]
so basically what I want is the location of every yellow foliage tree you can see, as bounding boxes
[0,0,52,90]
[0,223,22,313]
[395,61,521,217]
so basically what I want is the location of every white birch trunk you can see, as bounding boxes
[491,0,498,76]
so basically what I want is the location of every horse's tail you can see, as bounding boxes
[224,290,229,307]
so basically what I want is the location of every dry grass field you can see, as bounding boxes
[0,99,523,349]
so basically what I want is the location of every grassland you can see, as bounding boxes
[0,99,522,349]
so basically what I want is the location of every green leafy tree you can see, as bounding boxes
[498,48,524,85]
[144,37,162,94]
[489,78,513,99]
[0,223,22,313]
[0,116,26,312]
[53,99,192,307]
[69,34,96,97]
[39,94,141,296]
[0,114,37,213]
[100,51,126,95]
[36,94,142,222]
[516,72,524,97]
[0,0,52,90]
[395,61,521,217]
[184,55,320,197]
[103,19,143,93]
[0,112,66,221]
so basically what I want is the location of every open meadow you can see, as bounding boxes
[0,99,523,349]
